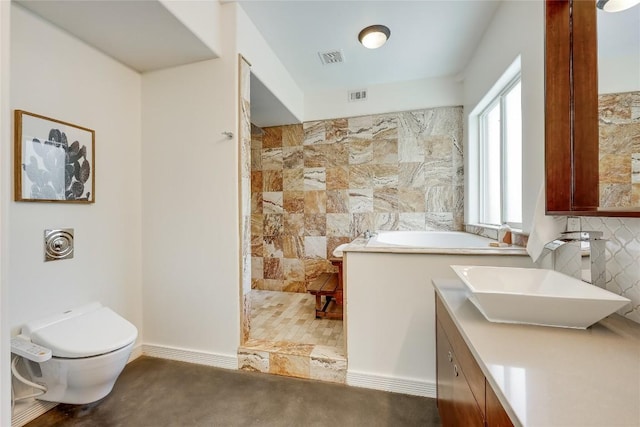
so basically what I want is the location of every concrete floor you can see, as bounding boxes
[26,356,442,427]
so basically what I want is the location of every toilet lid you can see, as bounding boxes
[29,307,138,358]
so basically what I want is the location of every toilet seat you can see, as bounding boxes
[22,303,137,359]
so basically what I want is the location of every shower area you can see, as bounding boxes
[237,58,465,382]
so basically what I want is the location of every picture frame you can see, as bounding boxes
[14,110,95,203]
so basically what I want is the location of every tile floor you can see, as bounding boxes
[249,290,344,348]
[239,290,347,383]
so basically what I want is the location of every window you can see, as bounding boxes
[478,75,522,228]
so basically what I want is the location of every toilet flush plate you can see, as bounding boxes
[44,228,74,261]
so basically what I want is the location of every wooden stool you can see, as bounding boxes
[329,257,344,306]
[307,270,343,320]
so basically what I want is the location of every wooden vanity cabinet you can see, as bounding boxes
[436,295,514,427]
[486,382,515,427]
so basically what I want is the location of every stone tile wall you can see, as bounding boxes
[599,91,640,207]
[250,107,464,292]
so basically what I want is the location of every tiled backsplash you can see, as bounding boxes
[582,217,640,323]
[599,91,640,208]
[250,107,464,292]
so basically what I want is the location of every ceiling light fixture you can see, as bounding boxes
[596,0,640,12]
[358,25,390,49]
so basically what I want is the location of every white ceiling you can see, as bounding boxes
[15,0,218,73]
[237,0,501,92]
[237,0,501,126]
[17,0,636,127]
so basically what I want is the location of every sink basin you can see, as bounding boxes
[450,265,630,329]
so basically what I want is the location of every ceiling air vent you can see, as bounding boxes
[318,50,344,65]
[348,89,368,102]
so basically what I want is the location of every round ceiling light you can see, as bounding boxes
[596,0,640,11]
[358,25,391,49]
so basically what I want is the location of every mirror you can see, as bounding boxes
[597,5,640,209]
[545,0,640,216]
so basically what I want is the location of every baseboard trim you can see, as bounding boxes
[346,370,436,398]
[11,400,57,427]
[142,344,238,370]
[129,343,144,362]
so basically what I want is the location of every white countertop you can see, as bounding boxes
[433,278,640,427]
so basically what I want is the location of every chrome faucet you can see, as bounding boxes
[363,229,373,239]
[539,231,606,287]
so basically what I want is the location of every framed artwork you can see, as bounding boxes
[14,110,95,203]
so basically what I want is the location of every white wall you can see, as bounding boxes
[304,77,463,122]
[462,1,544,233]
[599,54,640,94]
[236,3,304,123]
[346,251,534,396]
[9,4,143,337]
[140,3,240,360]
[1,1,11,425]
[160,0,222,57]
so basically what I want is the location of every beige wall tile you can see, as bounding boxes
[251,171,262,193]
[326,213,350,236]
[283,146,303,169]
[263,192,284,214]
[283,258,305,281]
[263,236,284,258]
[326,166,349,190]
[251,106,464,292]
[264,257,284,280]
[284,213,305,236]
[283,236,304,259]
[282,124,304,147]
[262,147,283,170]
[263,214,284,236]
[303,121,325,145]
[373,139,398,164]
[304,190,327,214]
[326,190,349,213]
[262,170,283,192]
[304,214,326,236]
[283,168,304,191]
[283,191,305,214]
[262,126,283,148]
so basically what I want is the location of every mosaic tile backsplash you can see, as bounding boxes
[582,217,640,323]
[250,107,464,292]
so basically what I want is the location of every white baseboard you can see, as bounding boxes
[142,344,238,370]
[347,370,437,398]
[129,343,144,362]
[11,400,57,427]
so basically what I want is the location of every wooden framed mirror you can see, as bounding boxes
[545,0,640,216]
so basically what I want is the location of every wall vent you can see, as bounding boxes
[318,50,344,65]
[348,89,368,102]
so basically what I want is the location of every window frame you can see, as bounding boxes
[477,73,523,229]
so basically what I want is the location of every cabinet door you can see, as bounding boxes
[451,361,484,427]
[486,380,514,427]
[436,320,484,427]
[436,320,455,426]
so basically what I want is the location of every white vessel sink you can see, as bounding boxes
[450,265,630,329]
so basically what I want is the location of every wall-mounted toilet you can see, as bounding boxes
[18,302,138,404]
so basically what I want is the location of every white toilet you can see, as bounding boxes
[18,302,138,404]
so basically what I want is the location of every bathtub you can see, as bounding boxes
[362,230,523,254]
[367,230,496,248]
